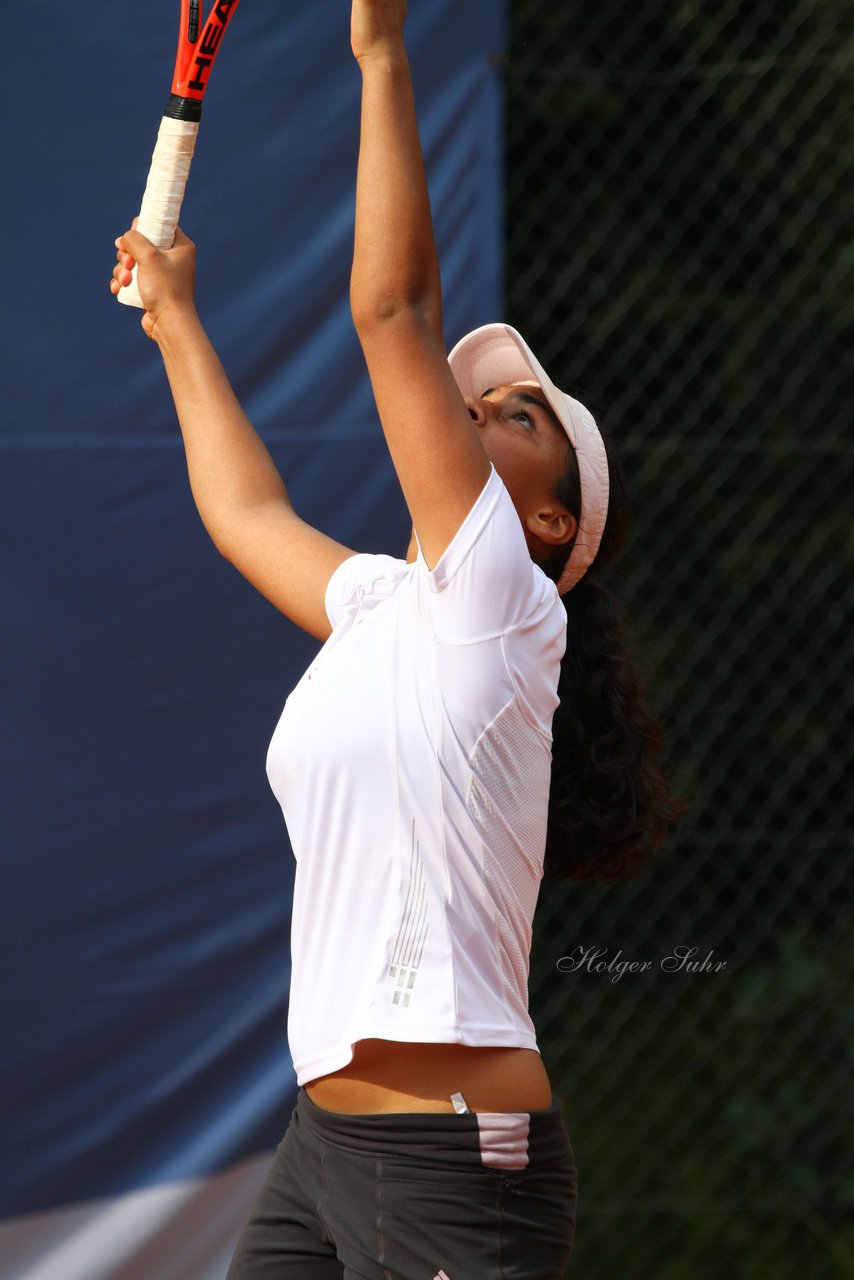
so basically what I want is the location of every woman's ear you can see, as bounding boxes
[526,507,578,548]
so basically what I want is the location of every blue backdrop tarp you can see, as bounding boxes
[0,0,505,1266]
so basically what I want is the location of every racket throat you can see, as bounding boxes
[164,93,203,123]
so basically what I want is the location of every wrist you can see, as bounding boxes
[355,41,409,75]
[149,300,202,351]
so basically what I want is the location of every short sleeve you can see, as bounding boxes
[417,466,559,643]
[324,552,410,632]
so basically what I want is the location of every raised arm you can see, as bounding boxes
[110,229,355,641]
[350,0,490,569]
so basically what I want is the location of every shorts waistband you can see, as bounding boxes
[295,1087,571,1171]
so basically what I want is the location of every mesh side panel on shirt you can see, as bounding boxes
[467,701,550,1012]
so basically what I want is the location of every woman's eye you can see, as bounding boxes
[514,411,535,431]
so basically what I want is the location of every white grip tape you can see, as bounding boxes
[117,116,200,309]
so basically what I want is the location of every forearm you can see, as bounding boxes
[154,307,290,550]
[351,44,443,335]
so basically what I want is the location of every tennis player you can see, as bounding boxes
[111,1,682,1274]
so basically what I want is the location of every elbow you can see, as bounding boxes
[350,262,442,335]
[351,293,408,327]
[350,287,442,343]
[202,516,237,563]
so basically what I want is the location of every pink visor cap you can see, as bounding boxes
[448,323,609,594]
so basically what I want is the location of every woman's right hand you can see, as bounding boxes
[110,224,197,339]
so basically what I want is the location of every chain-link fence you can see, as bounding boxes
[504,2,853,1276]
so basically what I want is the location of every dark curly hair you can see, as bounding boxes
[541,423,686,883]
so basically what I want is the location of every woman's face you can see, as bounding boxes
[467,383,576,553]
[404,382,577,565]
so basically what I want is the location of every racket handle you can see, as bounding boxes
[117,116,200,309]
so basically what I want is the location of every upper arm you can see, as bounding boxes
[354,311,491,569]
[215,501,357,641]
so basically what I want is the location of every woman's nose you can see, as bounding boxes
[465,397,487,426]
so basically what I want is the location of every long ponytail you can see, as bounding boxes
[543,421,685,882]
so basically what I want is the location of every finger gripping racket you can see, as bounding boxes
[117,0,241,308]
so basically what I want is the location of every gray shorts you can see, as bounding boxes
[226,1086,577,1279]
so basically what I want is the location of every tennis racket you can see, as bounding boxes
[117,0,241,308]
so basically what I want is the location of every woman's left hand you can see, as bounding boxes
[351,0,407,64]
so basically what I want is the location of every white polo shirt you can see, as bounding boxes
[266,466,568,1086]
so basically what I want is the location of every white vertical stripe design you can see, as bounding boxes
[387,822,430,1007]
[0,1153,271,1280]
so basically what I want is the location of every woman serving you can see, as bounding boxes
[111,1,682,1274]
